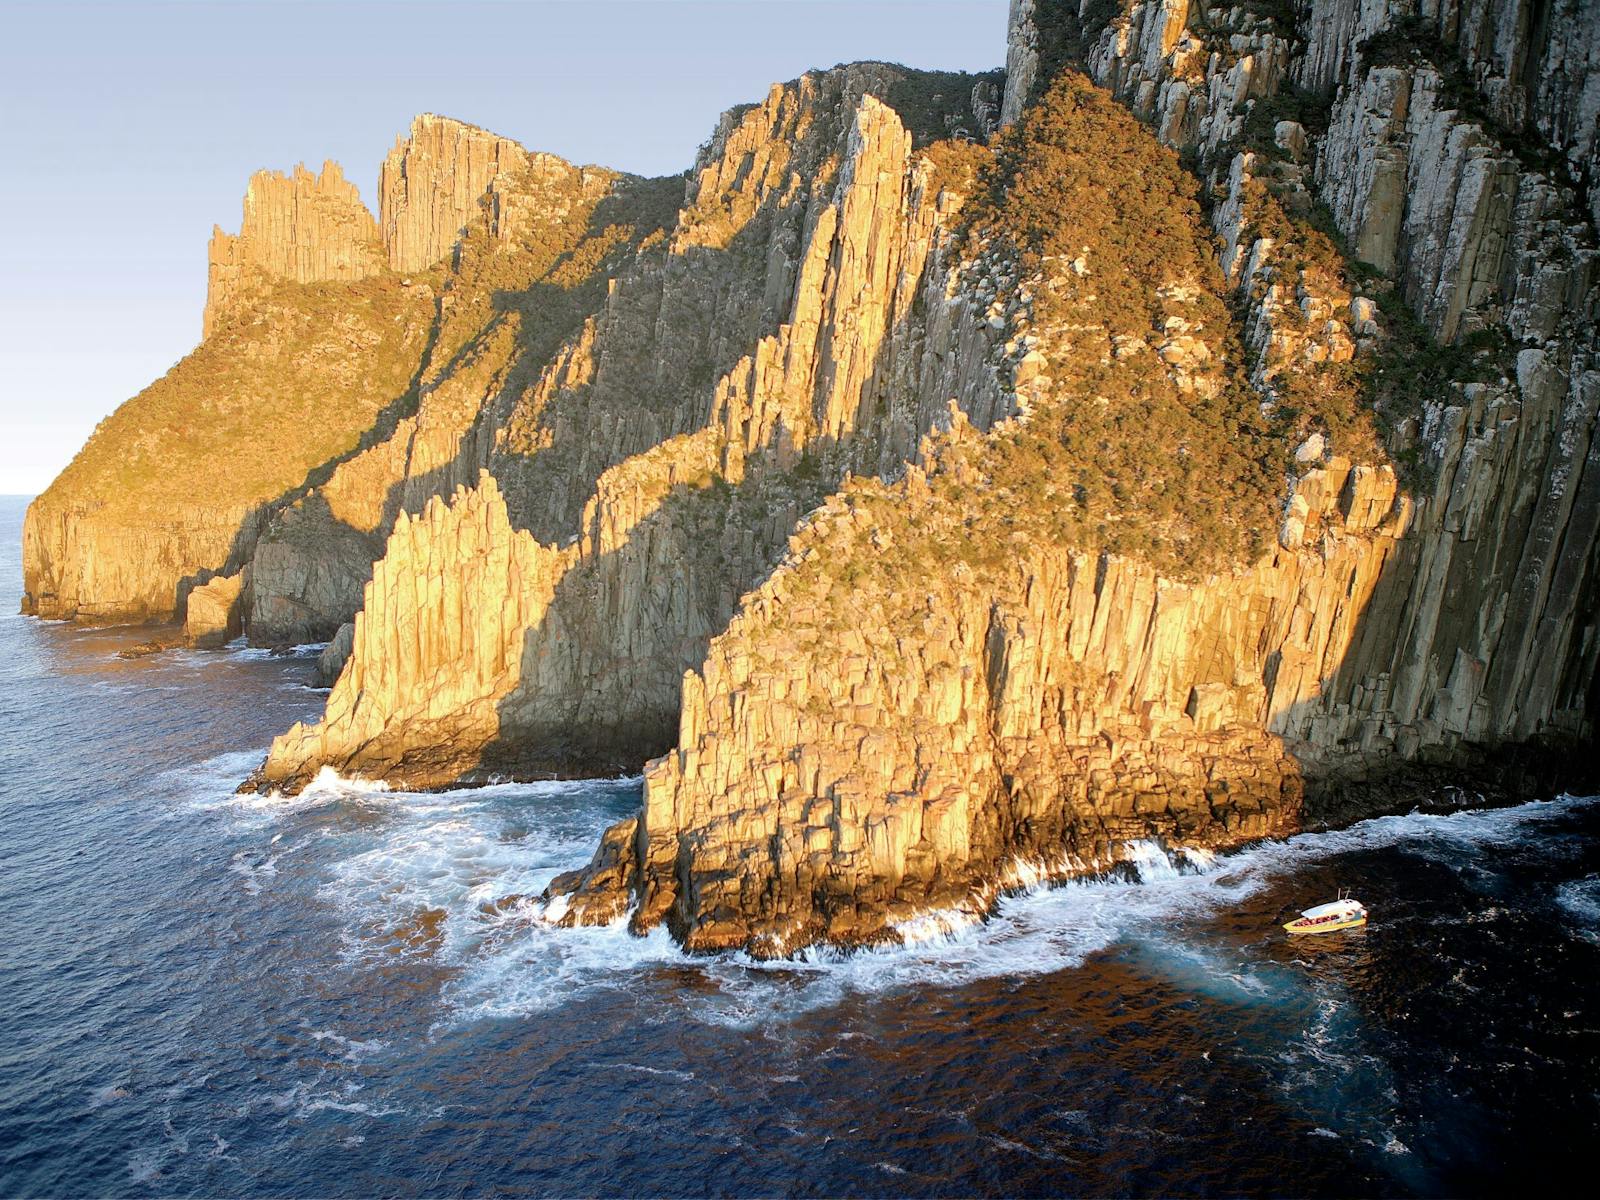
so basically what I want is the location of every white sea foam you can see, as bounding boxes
[228,847,281,894]
[258,1079,405,1120]
[217,760,1598,1029]
[303,1026,389,1061]
[610,1064,696,1081]
[505,793,1565,1025]
[677,856,1252,1027]
[1555,874,1600,944]
[320,785,612,960]
[88,1082,131,1109]
[154,748,280,809]
[648,794,1597,1024]
[127,1148,164,1184]
[440,920,686,1027]
[218,637,328,660]
[234,773,657,1023]
[166,756,395,829]
[295,765,393,801]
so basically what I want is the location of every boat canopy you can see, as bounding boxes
[1300,899,1363,920]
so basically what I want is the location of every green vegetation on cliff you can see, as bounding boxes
[43,274,433,520]
[959,73,1281,574]
[783,71,1408,615]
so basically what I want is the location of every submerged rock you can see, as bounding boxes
[117,635,183,660]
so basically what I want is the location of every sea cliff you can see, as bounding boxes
[25,3,1597,954]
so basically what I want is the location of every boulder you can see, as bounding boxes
[183,572,244,649]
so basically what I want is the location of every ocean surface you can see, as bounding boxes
[1,493,1597,1198]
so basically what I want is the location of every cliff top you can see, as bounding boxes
[43,273,433,520]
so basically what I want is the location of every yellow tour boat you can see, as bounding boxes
[1283,894,1368,934]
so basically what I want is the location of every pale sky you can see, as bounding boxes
[0,0,1006,496]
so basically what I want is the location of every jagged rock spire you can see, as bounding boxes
[378,113,532,273]
[203,160,383,336]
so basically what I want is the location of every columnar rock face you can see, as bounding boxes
[548,3,1599,952]
[379,114,531,273]
[204,162,384,336]
[989,0,1598,750]
[29,3,1599,957]
[251,65,1015,791]
[555,454,1406,952]
[549,70,1393,949]
[316,621,355,687]
[1294,0,1600,229]
[1000,0,1041,127]
[26,137,461,628]
[25,65,999,644]
[241,145,642,645]
[262,475,576,786]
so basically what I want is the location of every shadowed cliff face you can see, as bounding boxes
[544,4,1599,953]
[241,149,675,647]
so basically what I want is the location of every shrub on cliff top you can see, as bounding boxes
[956,72,1281,575]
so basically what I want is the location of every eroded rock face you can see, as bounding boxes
[182,571,244,649]
[204,161,384,336]
[316,622,354,687]
[27,108,655,640]
[380,114,531,273]
[260,474,576,790]
[1295,0,1600,230]
[547,86,1403,949]
[249,66,1018,792]
[33,3,1598,957]
[547,2,1599,952]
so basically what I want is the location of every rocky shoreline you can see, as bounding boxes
[547,734,1596,957]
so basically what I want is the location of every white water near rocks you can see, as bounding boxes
[210,757,1600,1029]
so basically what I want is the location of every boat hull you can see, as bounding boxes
[1283,914,1368,934]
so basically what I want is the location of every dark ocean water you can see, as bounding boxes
[1,492,1598,1198]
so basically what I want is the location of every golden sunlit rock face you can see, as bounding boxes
[547,5,1600,953]
[204,161,385,338]
[28,4,1600,955]
[248,65,1016,793]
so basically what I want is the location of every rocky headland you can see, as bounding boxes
[25,2,1598,955]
